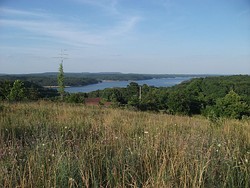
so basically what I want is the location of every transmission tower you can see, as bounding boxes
[53,49,68,64]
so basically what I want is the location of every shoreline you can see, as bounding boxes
[43,86,71,88]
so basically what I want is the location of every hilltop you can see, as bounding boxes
[0,102,249,187]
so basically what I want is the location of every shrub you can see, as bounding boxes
[211,90,250,119]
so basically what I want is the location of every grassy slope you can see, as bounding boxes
[0,102,249,187]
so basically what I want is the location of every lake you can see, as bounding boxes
[65,77,194,93]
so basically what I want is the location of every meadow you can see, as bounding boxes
[0,102,249,187]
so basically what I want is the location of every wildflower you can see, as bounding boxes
[42,143,45,147]
[115,136,118,139]
[217,143,221,147]
[64,126,67,129]
[245,159,248,163]
[144,131,149,134]
[127,147,133,154]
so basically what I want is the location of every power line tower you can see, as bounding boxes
[53,49,68,64]
[139,85,142,101]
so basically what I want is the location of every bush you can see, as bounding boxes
[65,93,85,103]
[206,90,250,119]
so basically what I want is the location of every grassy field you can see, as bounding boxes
[0,102,249,187]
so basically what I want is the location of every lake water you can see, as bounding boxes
[65,77,194,93]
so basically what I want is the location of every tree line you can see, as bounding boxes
[0,72,203,85]
[0,75,98,87]
[1,74,249,119]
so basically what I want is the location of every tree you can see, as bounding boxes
[0,80,12,100]
[110,89,126,105]
[57,63,65,100]
[66,93,85,103]
[167,90,201,115]
[27,86,39,100]
[167,90,190,115]
[127,82,140,108]
[139,87,160,111]
[209,90,250,119]
[8,80,25,101]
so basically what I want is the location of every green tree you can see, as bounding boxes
[58,63,65,100]
[110,89,125,105]
[210,90,250,119]
[167,90,201,115]
[167,90,190,115]
[0,80,12,100]
[8,80,25,101]
[27,86,39,100]
[127,82,140,108]
[139,86,160,111]
[66,93,85,103]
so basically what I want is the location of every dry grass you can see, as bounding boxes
[0,101,249,187]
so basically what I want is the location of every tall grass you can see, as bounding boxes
[0,101,249,187]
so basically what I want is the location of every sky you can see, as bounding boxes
[0,0,250,74]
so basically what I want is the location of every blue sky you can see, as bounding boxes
[0,0,249,74]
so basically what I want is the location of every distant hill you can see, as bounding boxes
[0,72,215,86]
[0,74,99,87]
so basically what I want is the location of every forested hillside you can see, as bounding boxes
[0,75,98,87]
[172,75,250,103]
[87,75,250,119]
[75,72,200,81]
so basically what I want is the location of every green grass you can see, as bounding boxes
[0,101,249,187]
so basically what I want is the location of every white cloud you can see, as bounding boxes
[0,19,104,46]
[0,7,141,47]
